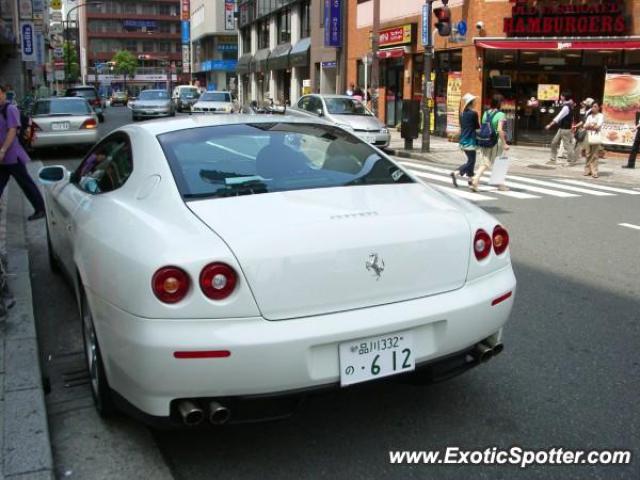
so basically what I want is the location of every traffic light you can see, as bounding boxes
[434,6,451,36]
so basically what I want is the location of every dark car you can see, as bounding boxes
[64,85,105,122]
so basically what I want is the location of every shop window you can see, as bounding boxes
[583,51,622,67]
[624,50,640,67]
[484,49,517,67]
[258,19,270,49]
[241,28,251,53]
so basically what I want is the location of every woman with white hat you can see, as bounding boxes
[450,92,480,187]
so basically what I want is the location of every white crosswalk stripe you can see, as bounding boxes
[396,159,637,202]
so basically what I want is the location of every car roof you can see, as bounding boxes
[37,97,88,101]
[315,94,355,99]
[131,114,330,136]
[140,89,169,93]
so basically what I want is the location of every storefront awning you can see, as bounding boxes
[268,43,292,71]
[377,48,405,59]
[290,37,311,67]
[236,53,253,75]
[253,48,270,73]
[475,37,640,50]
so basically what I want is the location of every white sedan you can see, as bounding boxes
[38,115,516,427]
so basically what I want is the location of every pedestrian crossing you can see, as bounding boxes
[397,160,640,202]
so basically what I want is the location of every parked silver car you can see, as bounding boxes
[129,90,175,121]
[191,91,235,113]
[30,97,99,150]
[291,94,390,148]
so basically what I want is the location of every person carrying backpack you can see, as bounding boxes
[470,94,510,192]
[0,84,45,221]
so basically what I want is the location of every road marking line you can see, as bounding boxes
[412,174,496,201]
[497,174,615,196]
[556,179,640,195]
[409,170,540,199]
[619,223,640,231]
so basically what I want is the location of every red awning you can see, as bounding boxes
[377,48,405,59]
[475,38,640,50]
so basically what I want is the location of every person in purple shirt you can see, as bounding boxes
[0,84,45,220]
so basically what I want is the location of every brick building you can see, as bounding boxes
[80,0,184,95]
[348,0,640,144]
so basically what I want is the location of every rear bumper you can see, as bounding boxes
[354,131,391,147]
[31,130,98,147]
[89,265,516,418]
[132,109,172,118]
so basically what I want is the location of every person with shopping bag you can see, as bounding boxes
[572,97,595,164]
[583,102,604,178]
[450,93,479,188]
[470,95,510,192]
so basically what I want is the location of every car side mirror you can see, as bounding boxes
[38,165,68,184]
[316,108,324,117]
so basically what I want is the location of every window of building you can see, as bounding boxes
[159,22,171,33]
[106,2,120,14]
[125,40,138,53]
[159,4,171,16]
[241,27,251,53]
[258,19,269,49]
[277,7,291,44]
[301,0,311,38]
[142,41,155,53]
[142,2,156,14]
[124,2,137,14]
[158,41,170,53]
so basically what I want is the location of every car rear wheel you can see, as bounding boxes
[81,287,115,417]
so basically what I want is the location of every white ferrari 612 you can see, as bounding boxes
[38,115,516,427]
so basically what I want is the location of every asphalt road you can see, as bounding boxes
[27,106,640,479]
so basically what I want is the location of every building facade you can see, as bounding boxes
[190,0,238,93]
[348,0,640,144]
[80,0,183,95]
[238,0,344,106]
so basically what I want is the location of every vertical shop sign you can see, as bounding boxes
[182,45,191,73]
[225,0,235,31]
[324,0,341,47]
[445,72,462,136]
[35,29,44,65]
[181,20,189,44]
[601,73,640,147]
[181,0,190,21]
[19,0,32,19]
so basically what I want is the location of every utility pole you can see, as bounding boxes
[421,0,434,153]
[371,0,380,117]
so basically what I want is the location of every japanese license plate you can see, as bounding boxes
[363,135,376,144]
[51,121,70,131]
[339,331,414,386]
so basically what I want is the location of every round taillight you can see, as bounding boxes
[200,263,237,300]
[152,267,190,303]
[493,225,510,255]
[474,229,492,261]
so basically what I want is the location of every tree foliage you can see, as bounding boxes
[110,50,137,77]
[63,42,80,82]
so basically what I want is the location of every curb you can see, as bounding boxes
[1,181,54,480]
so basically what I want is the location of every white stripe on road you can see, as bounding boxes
[401,162,578,198]
[502,174,615,196]
[557,179,640,195]
[430,184,496,202]
[412,171,540,199]
[619,223,640,231]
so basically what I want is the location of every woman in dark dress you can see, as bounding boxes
[450,93,480,187]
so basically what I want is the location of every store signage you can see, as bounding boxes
[602,73,640,147]
[321,61,337,69]
[20,21,35,62]
[217,44,238,52]
[35,30,44,66]
[200,60,237,72]
[181,0,190,21]
[421,4,429,46]
[123,20,157,29]
[181,20,190,44]
[50,0,61,10]
[225,0,235,31]
[49,22,63,34]
[379,25,412,47]
[50,11,62,22]
[182,44,190,73]
[19,0,32,19]
[504,0,630,37]
[324,0,341,47]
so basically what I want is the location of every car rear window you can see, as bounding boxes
[33,99,92,115]
[199,92,231,102]
[157,123,413,200]
[325,98,371,116]
[65,88,97,99]
[180,88,199,98]
[139,90,169,100]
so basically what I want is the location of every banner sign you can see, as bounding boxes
[181,0,190,20]
[504,0,630,37]
[601,73,639,147]
[225,0,235,31]
[20,21,35,62]
[422,5,429,46]
[181,20,190,44]
[19,0,32,19]
[445,72,462,136]
[200,60,237,72]
[123,20,157,29]
[324,0,341,47]
[35,30,44,66]
[182,44,190,73]
[379,25,413,47]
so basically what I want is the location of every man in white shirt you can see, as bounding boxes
[545,91,577,165]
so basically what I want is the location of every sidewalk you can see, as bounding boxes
[1,181,54,479]
[386,130,640,186]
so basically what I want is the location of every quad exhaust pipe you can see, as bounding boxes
[471,339,504,363]
[208,400,231,425]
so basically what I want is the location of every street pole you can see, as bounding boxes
[371,0,380,118]
[421,0,433,153]
[65,2,104,87]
